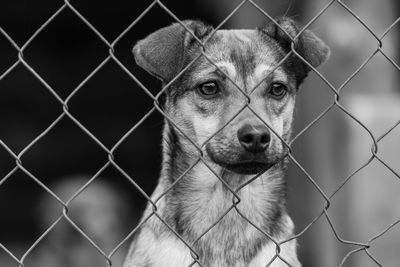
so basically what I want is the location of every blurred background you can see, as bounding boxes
[0,0,399,266]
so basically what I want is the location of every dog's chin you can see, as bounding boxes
[223,161,272,175]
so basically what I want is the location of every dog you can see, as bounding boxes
[123,18,329,267]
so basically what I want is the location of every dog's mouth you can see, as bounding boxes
[209,151,274,175]
[206,144,283,175]
[223,161,273,175]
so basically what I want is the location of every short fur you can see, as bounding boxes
[124,18,329,267]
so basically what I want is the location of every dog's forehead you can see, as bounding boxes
[204,29,282,77]
[215,29,255,44]
[210,30,279,59]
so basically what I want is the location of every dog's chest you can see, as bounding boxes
[144,235,296,267]
[193,212,262,266]
[177,182,274,266]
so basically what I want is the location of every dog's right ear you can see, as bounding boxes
[133,20,213,82]
[260,17,330,71]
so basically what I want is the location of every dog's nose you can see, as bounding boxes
[237,124,271,153]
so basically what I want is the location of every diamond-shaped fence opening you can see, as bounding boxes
[0,65,61,151]
[22,8,111,99]
[0,0,399,266]
[18,118,110,181]
[66,60,155,147]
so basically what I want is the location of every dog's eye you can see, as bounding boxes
[198,82,219,97]
[269,83,287,99]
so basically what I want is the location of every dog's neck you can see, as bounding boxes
[154,122,292,265]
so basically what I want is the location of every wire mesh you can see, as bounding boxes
[0,0,399,266]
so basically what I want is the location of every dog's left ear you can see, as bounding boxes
[133,20,213,82]
[261,17,330,70]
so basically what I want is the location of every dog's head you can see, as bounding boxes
[133,19,329,175]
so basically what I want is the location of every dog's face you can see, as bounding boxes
[168,30,299,175]
[134,19,329,175]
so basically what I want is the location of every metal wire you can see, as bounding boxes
[0,0,399,266]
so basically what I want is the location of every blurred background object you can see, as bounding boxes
[30,175,131,267]
[0,0,399,266]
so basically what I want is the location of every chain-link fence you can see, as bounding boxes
[0,0,399,266]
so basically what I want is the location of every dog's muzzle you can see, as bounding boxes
[224,123,272,174]
[207,123,276,175]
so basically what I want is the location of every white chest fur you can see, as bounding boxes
[127,227,300,267]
